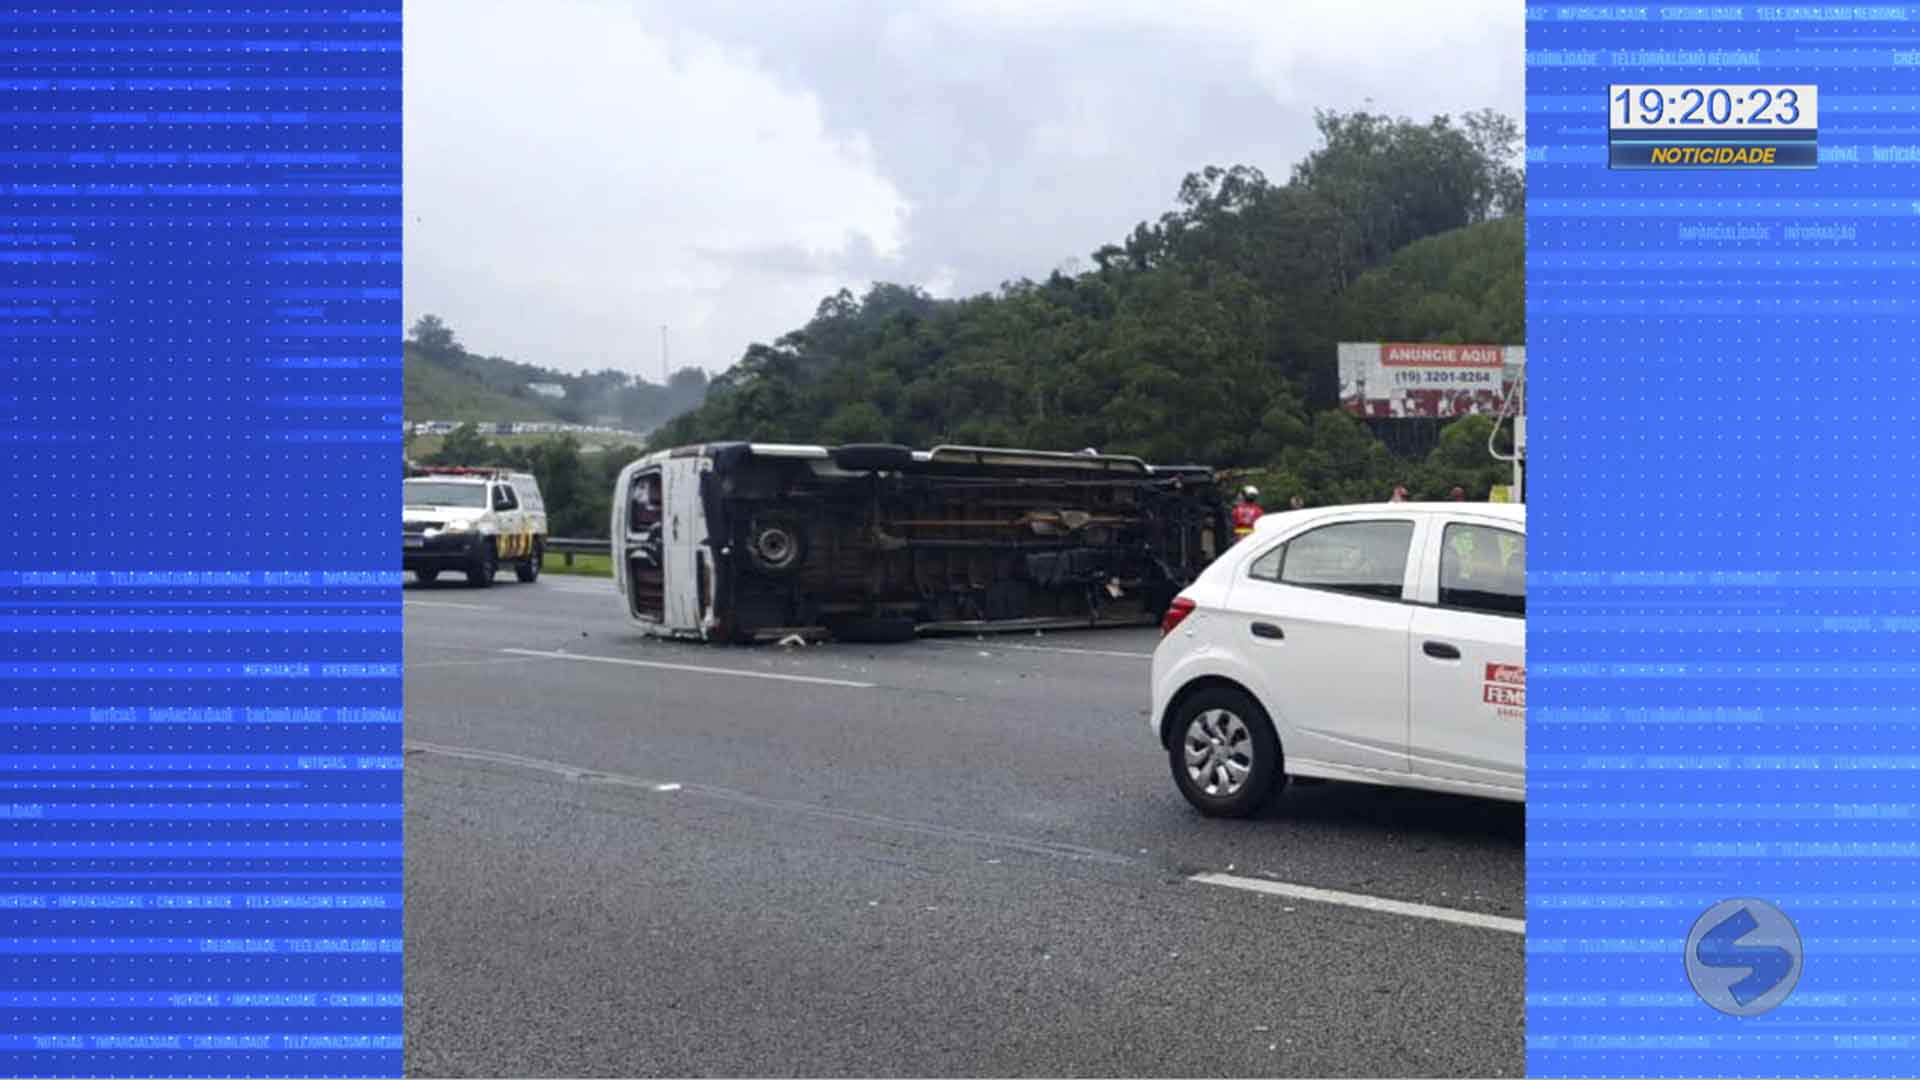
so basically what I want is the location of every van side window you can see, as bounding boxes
[1438,523,1525,617]
[629,474,663,530]
[493,485,518,512]
[1251,521,1415,601]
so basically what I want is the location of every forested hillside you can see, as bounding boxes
[422,107,1526,538]
[405,315,710,431]
[649,107,1524,489]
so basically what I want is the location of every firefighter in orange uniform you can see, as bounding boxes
[1231,485,1264,543]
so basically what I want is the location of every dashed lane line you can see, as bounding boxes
[1190,872,1524,935]
[498,647,877,689]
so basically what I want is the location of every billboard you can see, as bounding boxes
[1338,342,1524,419]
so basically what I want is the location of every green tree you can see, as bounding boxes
[1414,413,1514,500]
[821,401,890,444]
[409,314,458,354]
[643,105,1525,490]
[428,423,500,466]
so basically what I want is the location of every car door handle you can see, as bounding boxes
[1250,621,1284,640]
[1423,640,1461,660]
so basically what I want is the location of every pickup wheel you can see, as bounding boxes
[515,539,543,583]
[1168,686,1283,818]
[467,540,498,588]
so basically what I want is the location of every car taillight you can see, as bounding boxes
[1161,596,1196,637]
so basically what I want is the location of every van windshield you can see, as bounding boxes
[404,481,488,508]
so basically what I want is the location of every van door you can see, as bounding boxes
[617,465,667,622]
[1406,517,1526,794]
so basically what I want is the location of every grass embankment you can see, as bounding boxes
[542,550,612,577]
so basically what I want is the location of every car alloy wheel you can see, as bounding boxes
[1184,708,1254,797]
[1166,686,1282,818]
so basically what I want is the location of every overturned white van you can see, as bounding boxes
[610,442,1230,644]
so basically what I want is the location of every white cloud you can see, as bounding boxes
[406,0,1523,382]
[911,0,1518,115]
[404,0,911,375]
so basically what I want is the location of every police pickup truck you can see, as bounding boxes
[403,466,548,587]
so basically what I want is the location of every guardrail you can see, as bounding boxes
[547,537,611,568]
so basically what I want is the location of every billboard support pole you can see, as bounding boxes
[1489,369,1525,502]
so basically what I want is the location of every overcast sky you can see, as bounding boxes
[404,0,1522,380]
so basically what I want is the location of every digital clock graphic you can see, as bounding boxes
[1607,84,1819,170]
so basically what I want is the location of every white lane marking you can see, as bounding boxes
[1190,872,1524,935]
[653,783,682,792]
[925,639,1152,661]
[499,647,877,689]
[405,599,500,611]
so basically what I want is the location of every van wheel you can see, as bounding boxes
[468,541,497,588]
[516,540,542,583]
[826,615,916,644]
[1168,687,1283,818]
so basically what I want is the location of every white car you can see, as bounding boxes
[1151,502,1524,816]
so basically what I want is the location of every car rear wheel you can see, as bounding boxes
[515,539,542,583]
[1168,687,1283,818]
[414,569,439,585]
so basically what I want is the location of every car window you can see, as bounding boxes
[493,485,518,511]
[1256,520,1415,601]
[403,481,485,508]
[1439,522,1524,617]
[1246,543,1285,582]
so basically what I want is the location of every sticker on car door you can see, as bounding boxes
[1482,663,1525,717]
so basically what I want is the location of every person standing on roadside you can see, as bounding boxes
[1389,485,1409,503]
[1231,485,1264,543]
[1289,494,1305,511]
[1449,486,1467,501]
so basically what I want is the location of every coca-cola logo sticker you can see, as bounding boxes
[1483,662,1524,716]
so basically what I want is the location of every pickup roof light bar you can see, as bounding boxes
[406,466,510,478]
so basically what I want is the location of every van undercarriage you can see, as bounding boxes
[619,444,1228,644]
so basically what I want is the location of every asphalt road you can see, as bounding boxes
[403,572,1524,1078]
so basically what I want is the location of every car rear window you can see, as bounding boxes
[1252,520,1415,601]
